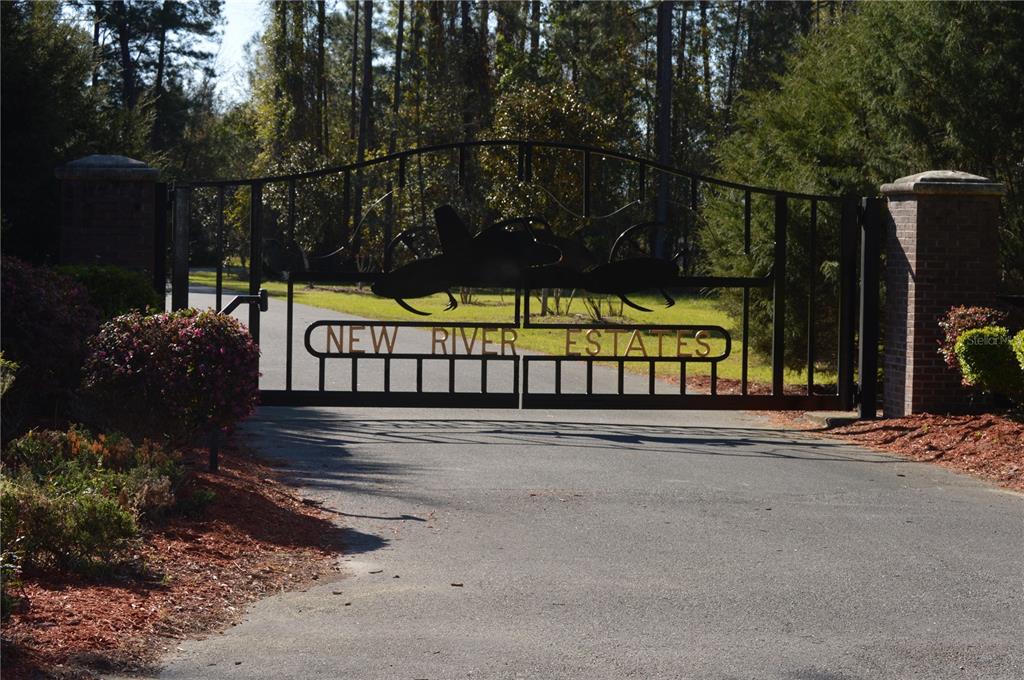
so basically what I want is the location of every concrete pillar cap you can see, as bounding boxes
[881,170,1004,196]
[55,154,160,181]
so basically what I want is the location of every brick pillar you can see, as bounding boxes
[881,171,1005,417]
[55,154,161,274]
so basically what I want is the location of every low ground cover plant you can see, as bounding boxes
[0,427,188,618]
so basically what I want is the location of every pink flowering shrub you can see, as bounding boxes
[80,310,259,444]
[937,305,1009,369]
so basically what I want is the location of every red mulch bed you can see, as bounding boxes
[769,411,1024,491]
[1,445,344,679]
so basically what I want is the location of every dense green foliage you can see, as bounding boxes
[0,258,101,437]
[1014,330,1024,373]
[58,265,162,320]
[955,327,1023,399]
[703,1,1024,367]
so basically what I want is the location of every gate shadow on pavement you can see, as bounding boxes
[244,410,898,498]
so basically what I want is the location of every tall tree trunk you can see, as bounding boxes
[723,0,743,118]
[92,1,102,88]
[529,0,540,75]
[655,1,673,258]
[113,1,135,109]
[675,1,690,156]
[317,0,327,154]
[350,0,359,141]
[460,1,473,141]
[699,0,711,107]
[352,0,374,266]
[390,0,405,155]
[272,1,288,160]
[385,0,405,269]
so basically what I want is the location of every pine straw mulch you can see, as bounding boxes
[764,410,1024,492]
[1,445,346,680]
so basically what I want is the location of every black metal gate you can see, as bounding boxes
[171,140,880,417]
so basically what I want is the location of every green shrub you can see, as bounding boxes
[1,546,21,621]
[0,475,137,572]
[954,326,1024,398]
[57,264,161,320]
[1013,330,1024,372]
[938,306,1010,369]
[0,353,17,399]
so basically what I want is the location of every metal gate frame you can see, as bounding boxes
[170,140,881,417]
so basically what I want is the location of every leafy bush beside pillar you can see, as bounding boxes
[79,310,260,444]
[954,327,1023,400]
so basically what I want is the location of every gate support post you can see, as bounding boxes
[837,198,859,410]
[858,197,883,419]
[880,171,1005,417]
[171,185,191,311]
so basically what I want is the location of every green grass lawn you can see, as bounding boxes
[190,269,833,387]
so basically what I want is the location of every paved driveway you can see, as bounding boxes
[143,290,1024,679]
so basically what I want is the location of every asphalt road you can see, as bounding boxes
[142,290,1024,680]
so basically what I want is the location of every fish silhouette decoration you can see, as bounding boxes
[371,205,561,316]
[372,207,680,315]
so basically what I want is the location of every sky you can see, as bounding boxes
[206,0,266,103]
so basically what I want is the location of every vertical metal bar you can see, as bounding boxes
[398,156,407,188]
[555,360,562,395]
[679,361,686,395]
[458,146,466,186]
[838,197,859,408]
[638,162,646,203]
[858,197,882,419]
[648,360,656,394]
[513,355,520,401]
[341,170,351,266]
[286,276,294,391]
[249,182,263,343]
[351,357,358,391]
[617,360,624,395]
[318,358,325,391]
[481,358,488,393]
[171,185,191,310]
[448,358,455,393]
[513,288,521,326]
[586,361,593,395]
[287,179,296,267]
[743,190,751,255]
[153,183,168,311]
[522,358,530,396]
[807,199,817,396]
[384,357,391,392]
[711,362,718,396]
[583,151,592,218]
[416,358,423,392]
[771,195,787,396]
[742,288,750,395]
[216,186,225,312]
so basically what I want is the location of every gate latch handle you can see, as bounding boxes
[219,288,268,315]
